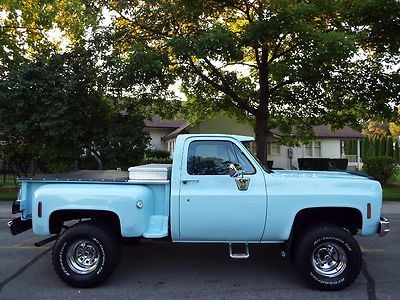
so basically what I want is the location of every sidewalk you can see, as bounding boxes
[1,200,399,220]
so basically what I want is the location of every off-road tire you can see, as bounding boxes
[52,222,121,288]
[293,223,362,291]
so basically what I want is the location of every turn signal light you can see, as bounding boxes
[367,203,371,219]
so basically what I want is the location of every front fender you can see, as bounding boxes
[32,183,153,237]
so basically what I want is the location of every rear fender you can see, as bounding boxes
[32,183,153,237]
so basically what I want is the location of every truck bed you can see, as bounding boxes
[19,170,129,183]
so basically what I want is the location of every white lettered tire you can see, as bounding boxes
[52,222,121,288]
[293,223,362,290]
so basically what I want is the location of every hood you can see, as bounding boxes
[270,170,373,181]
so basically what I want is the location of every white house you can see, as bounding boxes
[145,114,365,170]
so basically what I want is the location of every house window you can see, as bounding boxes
[267,141,281,156]
[314,141,321,157]
[304,143,313,157]
[304,141,322,157]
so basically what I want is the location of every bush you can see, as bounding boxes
[362,156,398,185]
[145,149,171,159]
[142,157,172,164]
[79,155,99,170]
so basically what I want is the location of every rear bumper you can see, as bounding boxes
[8,218,32,236]
[379,217,390,237]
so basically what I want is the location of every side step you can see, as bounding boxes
[229,243,250,259]
[142,215,169,238]
[34,234,59,247]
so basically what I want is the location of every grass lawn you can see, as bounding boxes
[0,191,17,201]
[383,185,400,201]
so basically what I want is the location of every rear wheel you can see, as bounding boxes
[52,222,121,288]
[293,223,362,291]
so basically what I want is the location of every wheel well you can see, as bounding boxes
[291,207,362,237]
[49,209,121,236]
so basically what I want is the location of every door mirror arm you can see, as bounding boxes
[229,163,243,178]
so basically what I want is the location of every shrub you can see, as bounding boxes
[362,156,398,185]
[79,155,99,170]
[145,149,171,159]
[142,157,172,164]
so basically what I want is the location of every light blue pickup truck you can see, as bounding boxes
[9,134,390,290]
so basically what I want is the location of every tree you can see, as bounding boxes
[395,140,400,162]
[91,100,151,170]
[386,136,394,158]
[379,137,387,157]
[0,47,150,173]
[0,0,102,69]
[0,49,108,173]
[2,1,400,163]
[361,138,369,160]
[362,121,390,138]
[373,137,380,157]
[87,0,399,163]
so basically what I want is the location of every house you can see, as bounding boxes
[144,114,365,170]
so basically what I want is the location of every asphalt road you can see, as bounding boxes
[0,202,398,300]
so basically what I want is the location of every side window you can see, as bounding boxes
[187,141,236,175]
[232,144,256,174]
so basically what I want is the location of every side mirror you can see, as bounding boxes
[229,163,243,178]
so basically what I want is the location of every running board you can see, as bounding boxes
[229,243,250,259]
[34,234,59,247]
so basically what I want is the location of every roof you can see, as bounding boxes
[146,116,365,140]
[145,117,187,129]
[162,122,190,141]
[313,125,365,138]
[270,125,365,139]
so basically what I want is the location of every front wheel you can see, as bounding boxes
[52,222,121,288]
[293,223,362,291]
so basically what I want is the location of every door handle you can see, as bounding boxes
[182,179,199,184]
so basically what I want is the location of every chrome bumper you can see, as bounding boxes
[379,217,390,237]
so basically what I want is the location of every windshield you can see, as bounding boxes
[241,142,273,173]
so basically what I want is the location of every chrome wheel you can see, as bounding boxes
[66,239,100,275]
[312,242,347,278]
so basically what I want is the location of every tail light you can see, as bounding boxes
[38,201,42,218]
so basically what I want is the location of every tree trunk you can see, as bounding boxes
[255,113,269,165]
[255,47,270,165]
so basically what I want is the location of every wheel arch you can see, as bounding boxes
[290,207,363,240]
[49,209,121,236]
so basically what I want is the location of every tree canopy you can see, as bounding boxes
[0,47,150,174]
[98,0,400,162]
[1,0,400,163]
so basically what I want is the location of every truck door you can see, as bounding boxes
[179,138,267,241]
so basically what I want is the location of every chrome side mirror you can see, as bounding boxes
[229,163,243,177]
[229,163,250,191]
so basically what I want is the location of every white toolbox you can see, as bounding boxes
[128,164,172,180]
